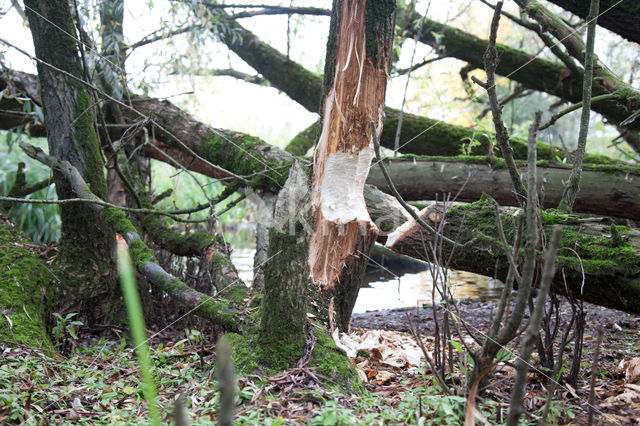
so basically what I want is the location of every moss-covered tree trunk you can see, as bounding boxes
[0,215,54,349]
[377,195,640,315]
[366,157,640,221]
[25,0,118,325]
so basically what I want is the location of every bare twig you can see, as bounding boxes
[371,121,461,247]
[474,1,527,199]
[587,327,604,425]
[506,226,563,426]
[558,0,599,211]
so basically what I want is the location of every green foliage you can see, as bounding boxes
[51,312,83,355]
[310,400,358,425]
[0,135,60,243]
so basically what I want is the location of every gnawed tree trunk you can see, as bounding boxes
[309,0,395,331]
[24,0,118,325]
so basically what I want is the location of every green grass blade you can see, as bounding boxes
[117,245,162,426]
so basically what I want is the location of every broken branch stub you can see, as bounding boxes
[309,0,395,290]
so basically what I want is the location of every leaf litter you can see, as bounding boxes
[1,298,640,424]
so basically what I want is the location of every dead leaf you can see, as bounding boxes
[618,357,640,383]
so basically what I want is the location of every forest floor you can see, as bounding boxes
[1,297,639,424]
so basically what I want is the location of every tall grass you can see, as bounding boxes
[117,245,162,425]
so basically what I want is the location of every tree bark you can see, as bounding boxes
[25,0,118,325]
[546,0,640,44]
[308,0,394,331]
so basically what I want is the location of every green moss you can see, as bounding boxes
[224,332,261,373]
[311,329,364,394]
[0,218,54,350]
[103,207,137,234]
[364,0,396,64]
[200,131,292,193]
[128,239,155,265]
[285,122,319,156]
[73,90,108,200]
[141,213,215,257]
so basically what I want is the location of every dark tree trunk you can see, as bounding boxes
[25,0,118,325]
[546,0,640,44]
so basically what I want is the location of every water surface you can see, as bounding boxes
[230,248,503,313]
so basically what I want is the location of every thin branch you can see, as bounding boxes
[230,6,330,19]
[558,0,599,211]
[479,0,580,74]
[540,93,617,131]
[506,226,563,426]
[475,1,527,199]
[130,25,197,50]
[393,56,443,76]
[207,68,266,84]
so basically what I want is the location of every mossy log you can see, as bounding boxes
[122,105,640,315]
[546,0,640,45]
[0,70,619,167]
[366,157,640,220]
[126,99,634,221]
[371,193,640,315]
[287,110,617,164]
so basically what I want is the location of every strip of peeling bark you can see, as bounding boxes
[308,0,394,292]
[366,157,640,221]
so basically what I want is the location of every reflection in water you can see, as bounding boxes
[230,248,503,314]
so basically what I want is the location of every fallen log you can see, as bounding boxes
[366,157,640,221]
[369,192,640,315]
